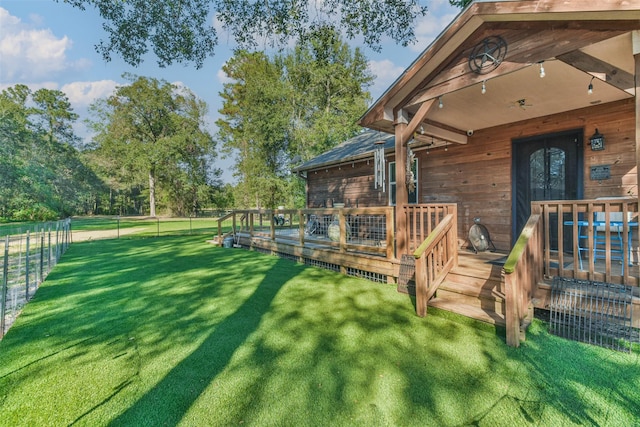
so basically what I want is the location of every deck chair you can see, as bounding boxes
[593,211,632,272]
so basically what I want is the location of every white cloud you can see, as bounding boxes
[0,7,89,82]
[409,1,460,53]
[61,80,118,107]
[368,59,405,100]
[217,66,233,85]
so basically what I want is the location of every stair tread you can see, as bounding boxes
[446,273,502,289]
[429,297,506,326]
[439,279,505,300]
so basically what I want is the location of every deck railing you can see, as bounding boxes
[413,213,458,317]
[532,199,639,286]
[404,204,458,254]
[216,207,395,258]
[502,214,543,347]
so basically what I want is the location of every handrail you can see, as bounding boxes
[502,214,543,347]
[216,211,236,241]
[413,214,457,317]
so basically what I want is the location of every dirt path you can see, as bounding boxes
[72,227,146,242]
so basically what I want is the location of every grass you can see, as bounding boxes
[0,235,639,426]
[70,216,226,237]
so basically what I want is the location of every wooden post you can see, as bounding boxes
[503,271,520,347]
[415,253,428,317]
[394,111,409,259]
[634,31,640,219]
[270,209,276,241]
[385,208,394,260]
[339,209,346,254]
[299,210,305,246]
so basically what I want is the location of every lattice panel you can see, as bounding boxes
[303,258,340,272]
[346,267,387,284]
[550,277,637,352]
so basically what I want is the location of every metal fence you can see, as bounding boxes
[1,218,71,338]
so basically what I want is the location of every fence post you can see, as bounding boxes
[48,225,52,273]
[25,231,30,301]
[1,236,9,338]
[40,229,45,285]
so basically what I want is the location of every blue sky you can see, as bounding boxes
[0,0,461,182]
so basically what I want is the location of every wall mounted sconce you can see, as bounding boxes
[588,76,595,95]
[589,128,605,151]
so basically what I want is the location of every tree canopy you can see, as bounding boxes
[89,74,219,217]
[58,0,465,68]
[0,85,101,220]
[217,30,372,209]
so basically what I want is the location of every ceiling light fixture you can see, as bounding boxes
[481,80,486,95]
[539,61,545,78]
[438,97,443,109]
[588,76,595,95]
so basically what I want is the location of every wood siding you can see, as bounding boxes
[306,99,637,250]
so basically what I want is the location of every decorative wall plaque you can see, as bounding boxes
[590,165,611,180]
[468,36,508,75]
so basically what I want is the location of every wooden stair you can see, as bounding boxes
[428,250,507,327]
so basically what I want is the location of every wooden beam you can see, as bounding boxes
[417,123,468,145]
[557,50,635,93]
[398,99,436,144]
[394,112,409,259]
[634,31,640,213]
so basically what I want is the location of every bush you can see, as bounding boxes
[11,205,59,222]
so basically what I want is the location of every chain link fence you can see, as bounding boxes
[1,219,71,338]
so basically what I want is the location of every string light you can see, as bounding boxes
[588,76,595,95]
[539,61,545,78]
[481,80,486,95]
[438,97,443,109]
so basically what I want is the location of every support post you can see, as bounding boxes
[1,236,9,338]
[394,111,409,259]
[634,31,640,214]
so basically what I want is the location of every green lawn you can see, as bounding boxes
[70,216,226,237]
[0,235,638,426]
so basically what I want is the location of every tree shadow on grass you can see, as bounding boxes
[107,252,299,426]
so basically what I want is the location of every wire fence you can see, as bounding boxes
[70,215,233,241]
[1,218,72,338]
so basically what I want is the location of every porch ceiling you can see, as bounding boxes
[359,1,640,142]
[412,47,633,135]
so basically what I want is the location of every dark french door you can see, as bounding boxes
[512,129,583,248]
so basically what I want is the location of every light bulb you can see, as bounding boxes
[539,63,545,78]
[481,81,486,95]
[438,97,443,109]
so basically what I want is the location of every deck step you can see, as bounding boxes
[436,278,505,315]
[428,297,506,326]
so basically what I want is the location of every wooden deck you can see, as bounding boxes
[215,205,640,343]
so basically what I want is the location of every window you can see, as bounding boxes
[389,159,418,205]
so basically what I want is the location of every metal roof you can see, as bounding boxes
[293,130,395,173]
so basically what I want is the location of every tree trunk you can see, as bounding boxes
[149,169,157,217]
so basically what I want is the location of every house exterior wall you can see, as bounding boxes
[304,98,636,250]
[305,158,395,208]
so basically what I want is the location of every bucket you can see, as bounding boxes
[223,236,234,248]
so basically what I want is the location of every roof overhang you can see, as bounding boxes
[359,0,640,141]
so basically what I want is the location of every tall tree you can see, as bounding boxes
[60,0,429,68]
[90,75,217,217]
[217,51,291,209]
[285,26,373,161]
[217,30,372,209]
[0,85,101,220]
